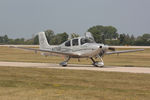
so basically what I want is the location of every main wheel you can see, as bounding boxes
[93,61,104,67]
[59,62,68,67]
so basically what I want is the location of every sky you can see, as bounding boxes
[0,0,150,39]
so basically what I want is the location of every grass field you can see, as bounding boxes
[0,46,149,67]
[0,46,150,100]
[0,67,150,100]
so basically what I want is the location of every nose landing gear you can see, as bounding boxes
[90,56,104,67]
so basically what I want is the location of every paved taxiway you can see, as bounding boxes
[0,61,150,74]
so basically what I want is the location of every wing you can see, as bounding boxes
[10,46,102,58]
[9,46,79,57]
[106,49,144,55]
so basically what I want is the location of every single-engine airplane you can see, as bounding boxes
[11,32,144,67]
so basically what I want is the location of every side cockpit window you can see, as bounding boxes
[72,39,78,46]
[65,40,71,46]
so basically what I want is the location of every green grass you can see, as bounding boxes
[0,46,150,100]
[0,67,150,100]
[0,46,150,67]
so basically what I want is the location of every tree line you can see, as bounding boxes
[0,25,150,46]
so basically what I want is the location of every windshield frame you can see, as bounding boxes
[80,38,95,45]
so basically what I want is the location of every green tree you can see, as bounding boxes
[135,33,150,46]
[142,34,150,40]
[3,35,9,43]
[45,29,55,44]
[70,33,79,39]
[51,32,68,45]
[105,40,120,45]
[118,34,125,45]
[60,32,69,43]
[24,39,34,45]
[0,35,9,44]
[130,35,135,45]
[119,34,132,45]
[33,35,39,45]
[88,25,118,43]
[0,36,3,43]
[13,38,25,44]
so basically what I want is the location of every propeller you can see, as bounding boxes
[108,47,115,51]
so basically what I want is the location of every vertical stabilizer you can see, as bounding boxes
[38,32,51,49]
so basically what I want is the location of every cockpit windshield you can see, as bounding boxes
[81,38,94,45]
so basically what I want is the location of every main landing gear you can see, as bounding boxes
[59,56,104,67]
[59,56,70,67]
[90,56,104,67]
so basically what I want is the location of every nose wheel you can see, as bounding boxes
[90,56,104,67]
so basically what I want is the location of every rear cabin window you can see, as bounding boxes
[65,40,71,46]
[72,39,78,46]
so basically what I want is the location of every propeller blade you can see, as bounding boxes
[108,47,115,51]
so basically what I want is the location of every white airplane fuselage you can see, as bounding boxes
[41,37,108,58]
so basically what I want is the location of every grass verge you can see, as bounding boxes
[0,66,150,100]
